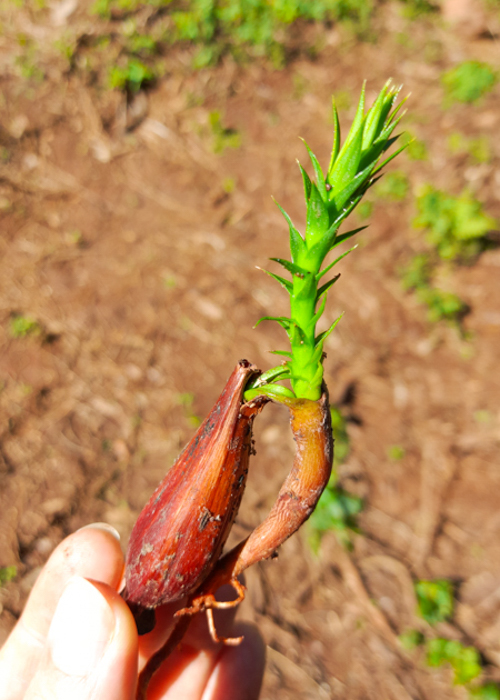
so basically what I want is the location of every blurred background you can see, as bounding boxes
[1,0,500,697]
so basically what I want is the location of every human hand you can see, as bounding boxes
[0,523,266,700]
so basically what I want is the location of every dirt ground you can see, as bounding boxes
[2,1,500,698]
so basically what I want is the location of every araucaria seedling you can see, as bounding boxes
[122,81,407,698]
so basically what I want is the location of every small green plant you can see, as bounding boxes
[414,186,497,262]
[208,111,241,154]
[388,444,405,460]
[442,61,497,105]
[177,392,202,428]
[400,254,468,326]
[427,638,482,685]
[109,58,155,92]
[448,133,492,164]
[403,132,428,161]
[375,170,409,200]
[330,406,350,468]
[0,565,17,586]
[470,684,500,699]
[308,480,363,550]
[308,406,363,550]
[410,579,500,697]
[9,314,42,338]
[399,629,425,650]
[399,0,437,19]
[88,0,375,89]
[400,253,432,291]
[418,287,468,324]
[15,36,45,82]
[416,579,454,625]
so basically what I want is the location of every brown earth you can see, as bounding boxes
[1,2,500,698]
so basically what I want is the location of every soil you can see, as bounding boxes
[1,2,500,698]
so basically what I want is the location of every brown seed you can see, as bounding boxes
[122,360,266,625]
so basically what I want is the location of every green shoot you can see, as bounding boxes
[0,565,17,586]
[470,684,500,699]
[442,61,497,105]
[9,314,42,338]
[245,81,407,402]
[208,111,241,154]
[415,579,454,625]
[375,170,409,200]
[414,186,497,262]
[399,629,425,650]
[388,444,405,460]
[427,638,482,685]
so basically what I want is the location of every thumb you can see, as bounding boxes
[25,577,138,700]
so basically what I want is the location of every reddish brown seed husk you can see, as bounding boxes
[122,360,266,614]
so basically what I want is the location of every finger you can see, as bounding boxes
[202,622,266,700]
[0,523,123,700]
[147,621,265,700]
[139,581,243,663]
[24,578,138,700]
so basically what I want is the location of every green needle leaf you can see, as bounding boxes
[316,245,359,281]
[316,273,341,300]
[328,99,341,173]
[344,82,365,149]
[331,161,374,212]
[252,365,291,387]
[244,384,296,402]
[328,118,365,199]
[306,182,329,247]
[269,349,293,358]
[274,199,307,263]
[301,139,327,200]
[258,267,293,293]
[310,293,328,327]
[254,315,292,330]
[331,227,366,249]
[298,161,312,200]
[315,313,344,346]
[270,258,309,277]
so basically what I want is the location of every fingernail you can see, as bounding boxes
[77,522,121,541]
[49,577,115,676]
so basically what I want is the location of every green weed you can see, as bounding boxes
[388,444,405,460]
[308,406,363,551]
[209,111,241,153]
[399,629,425,650]
[177,392,202,428]
[418,287,468,324]
[415,579,454,625]
[87,0,375,90]
[9,314,42,338]
[427,638,482,685]
[109,58,156,92]
[15,36,44,82]
[375,170,409,201]
[0,565,16,586]
[400,254,468,326]
[403,133,428,161]
[414,186,497,262]
[447,133,492,165]
[399,0,437,18]
[442,61,497,105]
[411,579,500,697]
[469,684,500,699]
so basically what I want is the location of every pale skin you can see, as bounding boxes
[0,523,266,700]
